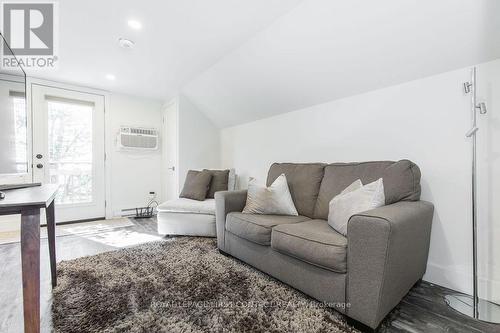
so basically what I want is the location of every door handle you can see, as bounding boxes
[168,166,175,171]
[36,163,44,169]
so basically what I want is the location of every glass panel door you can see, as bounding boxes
[477,61,500,305]
[48,100,94,204]
[32,85,105,222]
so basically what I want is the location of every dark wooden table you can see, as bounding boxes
[0,184,58,333]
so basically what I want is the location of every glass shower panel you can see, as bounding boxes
[477,60,500,306]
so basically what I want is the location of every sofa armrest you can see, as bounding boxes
[214,190,247,251]
[346,201,434,328]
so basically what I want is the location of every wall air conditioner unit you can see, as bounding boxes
[118,126,159,151]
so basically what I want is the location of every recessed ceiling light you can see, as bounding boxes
[118,38,135,49]
[106,74,116,81]
[127,19,142,30]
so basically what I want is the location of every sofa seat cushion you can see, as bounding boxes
[226,213,310,245]
[157,198,215,215]
[271,219,347,273]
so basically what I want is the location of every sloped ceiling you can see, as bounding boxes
[24,0,500,127]
[24,0,303,101]
[182,0,500,128]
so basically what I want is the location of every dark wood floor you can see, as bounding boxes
[0,218,499,333]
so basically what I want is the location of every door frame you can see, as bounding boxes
[26,77,113,220]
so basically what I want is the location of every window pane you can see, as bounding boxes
[0,82,27,175]
[48,101,93,204]
[0,35,27,177]
[14,96,27,172]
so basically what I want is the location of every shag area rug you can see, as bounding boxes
[52,237,359,333]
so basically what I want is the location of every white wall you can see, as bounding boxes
[177,94,221,192]
[220,59,500,301]
[107,93,163,216]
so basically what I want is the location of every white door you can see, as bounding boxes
[32,85,105,222]
[163,101,179,200]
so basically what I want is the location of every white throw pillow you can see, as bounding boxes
[339,179,363,195]
[242,174,298,216]
[328,178,385,236]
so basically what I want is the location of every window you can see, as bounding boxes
[13,95,27,173]
[0,87,27,177]
[47,100,93,204]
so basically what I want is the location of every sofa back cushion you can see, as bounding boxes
[203,169,230,198]
[267,163,326,218]
[313,160,421,220]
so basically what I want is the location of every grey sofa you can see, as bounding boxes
[215,160,434,329]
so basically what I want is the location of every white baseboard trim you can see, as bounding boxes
[424,262,500,303]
